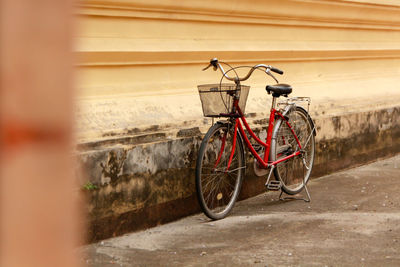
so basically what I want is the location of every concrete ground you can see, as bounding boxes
[79,155,400,266]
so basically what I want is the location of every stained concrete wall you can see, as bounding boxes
[74,0,400,241]
[78,106,400,242]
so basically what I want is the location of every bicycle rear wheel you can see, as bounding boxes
[195,122,245,220]
[271,107,315,195]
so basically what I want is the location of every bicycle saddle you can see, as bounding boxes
[266,84,292,97]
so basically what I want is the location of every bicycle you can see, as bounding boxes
[195,58,316,220]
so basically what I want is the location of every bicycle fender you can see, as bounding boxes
[269,116,283,163]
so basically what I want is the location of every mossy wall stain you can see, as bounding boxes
[85,137,200,224]
[100,150,127,184]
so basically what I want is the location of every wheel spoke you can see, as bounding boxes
[195,123,244,219]
[202,174,220,194]
[274,108,315,194]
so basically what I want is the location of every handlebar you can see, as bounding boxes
[270,66,284,75]
[202,58,283,83]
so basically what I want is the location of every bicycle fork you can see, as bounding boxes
[225,119,238,171]
[212,119,239,173]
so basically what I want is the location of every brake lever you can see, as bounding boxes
[202,64,212,71]
[265,68,279,83]
[202,62,218,71]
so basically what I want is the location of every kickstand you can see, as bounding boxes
[279,184,311,202]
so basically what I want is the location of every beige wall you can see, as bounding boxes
[76,0,400,141]
[75,0,400,240]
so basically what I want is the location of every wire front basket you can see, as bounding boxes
[197,83,250,117]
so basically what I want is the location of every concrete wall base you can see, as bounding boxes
[78,106,400,243]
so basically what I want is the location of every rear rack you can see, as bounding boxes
[278,97,311,113]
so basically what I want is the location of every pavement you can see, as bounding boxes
[79,154,400,266]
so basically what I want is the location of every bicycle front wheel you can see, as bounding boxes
[195,122,245,220]
[271,107,315,195]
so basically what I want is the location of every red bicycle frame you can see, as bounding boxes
[225,98,302,171]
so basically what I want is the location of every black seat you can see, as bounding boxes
[266,84,292,97]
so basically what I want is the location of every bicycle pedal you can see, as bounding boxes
[266,181,282,191]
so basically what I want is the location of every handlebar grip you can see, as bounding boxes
[270,66,284,75]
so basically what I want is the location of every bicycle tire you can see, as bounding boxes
[271,106,315,195]
[195,122,245,220]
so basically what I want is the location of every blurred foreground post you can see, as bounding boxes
[0,0,81,267]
